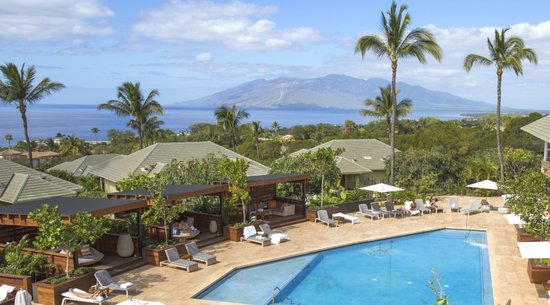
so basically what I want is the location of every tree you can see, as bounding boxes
[98,82,164,149]
[359,85,412,137]
[142,116,164,146]
[91,127,99,142]
[271,121,281,136]
[250,121,264,159]
[355,1,442,183]
[4,134,12,149]
[59,135,88,156]
[215,104,249,151]
[0,63,65,168]
[307,147,344,207]
[464,28,538,182]
[220,158,250,223]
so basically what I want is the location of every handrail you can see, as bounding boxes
[272,286,281,305]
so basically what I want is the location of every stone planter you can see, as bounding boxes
[143,242,188,266]
[527,259,550,284]
[33,272,95,305]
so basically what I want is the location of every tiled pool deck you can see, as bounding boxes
[106,196,547,305]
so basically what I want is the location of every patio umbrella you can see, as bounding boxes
[14,289,31,305]
[359,183,404,193]
[517,242,550,259]
[503,213,526,225]
[467,180,498,190]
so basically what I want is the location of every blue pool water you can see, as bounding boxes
[195,229,493,305]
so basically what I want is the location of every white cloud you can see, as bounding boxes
[0,0,114,42]
[195,52,212,62]
[130,0,322,50]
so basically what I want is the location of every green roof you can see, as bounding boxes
[0,159,83,204]
[291,139,393,174]
[521,115,550,143]
[87,141,271,182]
[48,154,121,177]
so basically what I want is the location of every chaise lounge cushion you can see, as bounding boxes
[78,247,104,266]
[272,203,295,216]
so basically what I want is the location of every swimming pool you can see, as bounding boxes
[195,229,493,305]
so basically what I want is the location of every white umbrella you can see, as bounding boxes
[517,242,550,258]
[359,183,404,193]
[467,180,498,190]
[503,213,526,225]
[14,289,31,305]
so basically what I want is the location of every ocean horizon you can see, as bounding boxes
[0,103,509,145]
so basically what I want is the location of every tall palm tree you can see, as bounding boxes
[4,134,13,149]
[142,116,164,145]
[0,63,65,168]
[59,135,87,156]
[214,104,249,150]
[98,82,163,149]
[250,121,264,159]
[464,28,537,182]
[355,1,442,183]
[91,127,99,143]
[359,85,412,137]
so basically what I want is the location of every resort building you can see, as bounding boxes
[290,139,394,189]
[48,154,121,177]
[86,141,271,193]
[0,149,59,168]
[521,115,550,176]
[0,159,83,204]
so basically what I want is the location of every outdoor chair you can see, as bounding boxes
[0,285,15,304]
[448,197,461,213]
[371,202,391,219]
[184,241,217,265]
[259,223,289,244]
[61,288,109,305]
[331,212,360,224]
[94,270,136,298]
[241,225,271,246]
[414,199,431,215]
[463,200,482,215]
[315,210,337,227]
[160,247,199,272]
[355,203,381,221]
[404,201,421,216]
[384,201,405,218]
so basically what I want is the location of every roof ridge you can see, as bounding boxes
[213,142,270,170]
[0,173,30,203]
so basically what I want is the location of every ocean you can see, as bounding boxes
[0,103,488,144]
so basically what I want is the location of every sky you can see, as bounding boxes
[1,0,549,110]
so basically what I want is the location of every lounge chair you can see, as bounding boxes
[160,248,199,272]
[414,199,431,215]
[259,223,289,244]
[463,200,482,215]
[78,245,104,266]
[356,203,381,221]
[371,202,391,219]
[61,288,109,305]
[241,225,271,246]
[384,201,405,218]
[404,201,421,216]
[331,212,360,224]
[184,241,217,265]
[0,285,15,304]
[315,210,338,227]
[448,197,461,212]
[94,270,136,298]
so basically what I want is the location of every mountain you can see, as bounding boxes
[178,74,500,111]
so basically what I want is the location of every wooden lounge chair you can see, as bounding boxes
[241,225,271,246]
[184,241,217,265]
[160,248,199,272]
[315,210,337,227]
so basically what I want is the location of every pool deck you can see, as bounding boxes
[106,196,547,305]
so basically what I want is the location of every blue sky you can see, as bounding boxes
[1,0,549,110]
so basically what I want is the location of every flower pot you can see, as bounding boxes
[117,233,134,258]
[527,259,550,284]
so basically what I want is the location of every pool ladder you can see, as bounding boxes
[272,287,281,305]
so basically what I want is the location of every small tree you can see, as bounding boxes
[29,204,109,276]
[220,158,250,223]
[306,147,344,207]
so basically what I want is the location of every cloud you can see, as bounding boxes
[130,0,322,50]
[195,52,212,62]
[0,0,114,42]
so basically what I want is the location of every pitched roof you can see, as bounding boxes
[49,154,121,177]
[0,159,83,204]
[521,115,550,143]
[290,139,393,174]
[0,149,24,157]
[86,141,271,182]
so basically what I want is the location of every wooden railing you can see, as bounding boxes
[0,273,32,292]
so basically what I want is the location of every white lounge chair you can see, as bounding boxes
[355,204,381,221]
[463,200,482,215]
[241,225,271,246]
[331,212,360,224]
[448,197,461,212]
[414,199,431,215]
[94,270,136,298]
[61,288,109,305]
[404,201,421,216]
[0,285,15,303]
[160,248,199,272]
[315,210,337,227]
[259,223,289,244]
[184,241,217,265]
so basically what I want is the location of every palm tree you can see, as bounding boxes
[98,82,163,149]
[464,28,537,182]
[355,1,442,183]
[214,104,249,150]
[250,121,264,159]
[142,116,164,145]
[4,134,13,149]
[359,85,412,137]
[91,127,99,143]
[271,121,281,136]
[59,135,87,156]
[0,63,65,168]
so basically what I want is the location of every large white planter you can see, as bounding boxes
[209,220,218,233]
[117,233,134,257]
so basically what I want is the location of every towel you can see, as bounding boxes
[243,226,256,239]
[270,233,288,244]
[120,282,134,289]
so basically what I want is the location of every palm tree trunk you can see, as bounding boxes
[496,69,505,182]
[138,125,144,149]
[19,102,34,168]
[255,140,260,159]
[320,174,325,208]
[390,61,398,184]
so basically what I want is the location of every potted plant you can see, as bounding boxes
[33,267,95,305]
[143,239,186,266]
[226,220,265,242]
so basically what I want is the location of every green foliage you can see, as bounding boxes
[0,235,48,281]
[220,158,251,223]
[77,176,105,198]
[117,173,154,191]
[42,267,93,284]
[47,169,77,183]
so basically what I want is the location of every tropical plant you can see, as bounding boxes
[91,127,99,142]
[59,135,88,156]
[464,28,538,182]
[249,121,264,159]
[271,121,281,136]
[4,134,12,149]
[0,63,65,168]
[215,104,249,150]
[142,116,165,145]
[219,158,250,223]
[0,235,48,281]
[359,85,412,137]
[98,82,164,149]
[355,1,442,183]
[428,268,449,305]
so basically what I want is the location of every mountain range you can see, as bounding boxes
[178,74,502,112]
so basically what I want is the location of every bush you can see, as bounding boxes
[41,267,93,284]
[0,235,48,281]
